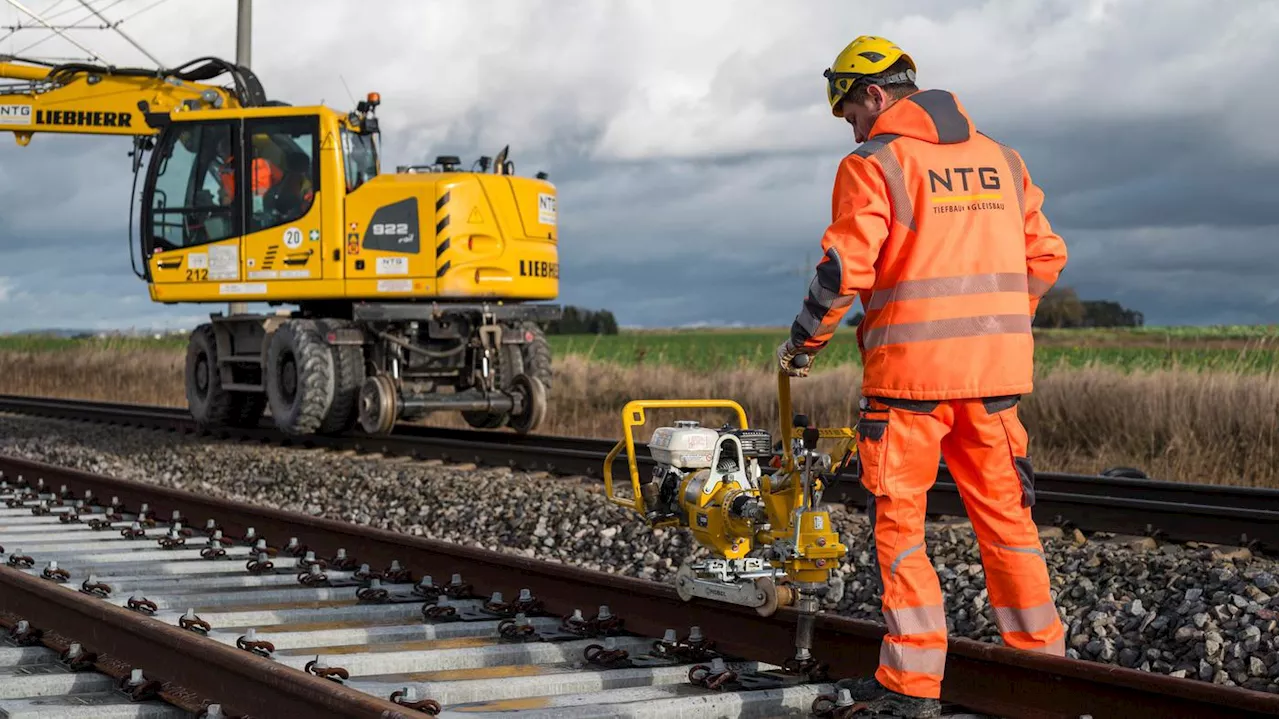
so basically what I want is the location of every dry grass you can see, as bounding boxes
[0,348,186,407]
[0,348,1274,488]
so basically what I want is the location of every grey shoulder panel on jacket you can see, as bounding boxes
[852,133,902,158]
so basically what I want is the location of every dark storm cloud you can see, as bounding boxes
[983,115,1279,233]
[0,135,133,251]
[1052,225,1279,326]
[0,0,1276,332]
[561,253,812,330]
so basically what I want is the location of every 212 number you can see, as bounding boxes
[185,268,208,281]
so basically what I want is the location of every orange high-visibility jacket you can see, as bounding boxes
[791,89,1067,400]
[218,156,284,199]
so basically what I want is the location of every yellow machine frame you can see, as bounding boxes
[604,370,854,607]
[604,367,857,670]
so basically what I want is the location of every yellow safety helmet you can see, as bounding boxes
[823,35,916,116]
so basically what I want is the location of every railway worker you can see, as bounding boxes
[775,35,1069,717]
[213,133,284,206]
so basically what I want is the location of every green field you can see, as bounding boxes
[550,326,1279,373]
[2,325,1275,374]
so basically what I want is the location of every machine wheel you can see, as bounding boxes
[357,375,399,435]
[754,577,781,617]
[461,322,552,430]
[675,564,696,603]
[506,373,547,435]
[264,319,334,436]
[515,321,553,393]
[185,324,262,430]
[314,319,365,435]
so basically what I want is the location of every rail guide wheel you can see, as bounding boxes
[358,375,399,435]
[507,373,547,434]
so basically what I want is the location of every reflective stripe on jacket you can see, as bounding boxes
[790,89,1068,400]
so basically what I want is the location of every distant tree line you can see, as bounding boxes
[545,306,619,335]
[840,287,1142,329]
[1033,287,1144,328]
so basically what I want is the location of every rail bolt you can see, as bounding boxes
[390,686,442,714]
[305,655,350,683]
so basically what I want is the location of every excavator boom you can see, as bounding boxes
[0,55,263,144]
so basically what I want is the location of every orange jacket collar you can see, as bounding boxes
[867,89,975,145]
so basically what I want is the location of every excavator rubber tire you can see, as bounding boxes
[313,319,365,435]
[185,323,263,430]
[516,321,553,394]
[264,319,335,436]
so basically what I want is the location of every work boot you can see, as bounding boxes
[835,677,941,718]
[836,676,888,701]
[857,693,941,718]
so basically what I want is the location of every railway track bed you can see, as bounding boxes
[0,403,1277,702]
[0,455,1276,718]
[0,395,1275,554]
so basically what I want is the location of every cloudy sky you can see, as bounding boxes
[0,0,1275,332]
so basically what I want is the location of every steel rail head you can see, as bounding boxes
[0,453,1276,719]
[0,562,418,717]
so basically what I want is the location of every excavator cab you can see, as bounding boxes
[140,111,330,282]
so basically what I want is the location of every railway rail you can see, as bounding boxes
[0,454,1276,719]
[0,394,1275,553]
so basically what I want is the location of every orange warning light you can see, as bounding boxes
[368,92,381,104]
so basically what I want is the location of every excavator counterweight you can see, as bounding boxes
[1,54,561,438]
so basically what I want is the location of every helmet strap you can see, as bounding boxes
[875,68,916,86]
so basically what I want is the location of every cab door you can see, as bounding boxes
[143,120,245,293]
[239,115,325,284]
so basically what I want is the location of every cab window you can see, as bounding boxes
[244,116,318,234]
[341,126,378,193]
[147,121,237,249]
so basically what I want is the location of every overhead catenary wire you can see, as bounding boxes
[3,0,125,58]
[2,0,104,61]
[114,0,169,24]
[73,0,161,67]
[2,0,126,32]
[2,0,170,68]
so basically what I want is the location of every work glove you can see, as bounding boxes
[776,341,814,378]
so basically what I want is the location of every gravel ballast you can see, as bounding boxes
[0,412,1276,694]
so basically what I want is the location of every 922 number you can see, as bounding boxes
[185,268,209,281]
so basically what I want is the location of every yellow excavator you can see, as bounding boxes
[0,54,560,436]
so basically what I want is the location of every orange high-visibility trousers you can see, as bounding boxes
[856,394,1065,699]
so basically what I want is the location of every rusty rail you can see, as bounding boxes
[0,563,420,718]
[0,454,1274,719]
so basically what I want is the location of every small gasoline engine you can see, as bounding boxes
[604,357,856,669]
